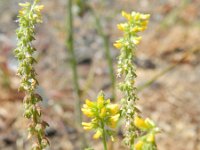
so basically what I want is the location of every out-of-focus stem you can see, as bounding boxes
[101,121,108,150]
[67,0,82,125]
[66,0,87,148]
[90,7,116,101]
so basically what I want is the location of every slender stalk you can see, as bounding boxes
[101,121,108,150]
[66,0,87,148]
[67,0,82,127]
[90,8,116,101]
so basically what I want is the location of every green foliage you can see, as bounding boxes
[14,0,49,149]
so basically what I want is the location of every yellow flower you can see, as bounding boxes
[82,122,93,130]
[107,104,119,115]
[97,94,104,108]
[85,99,95,108]
[93,129,102,139]
[131,27,140,33]
[113,42,122,49]
[81,108,94,118]
[122,11,132,21]
[140,14,150,20]
[141,20,149,27]
[134,116,149,130]
[134,140,144,150]
[108,114,120,128]
[100,107,107,118]
[117,23,126,31]
[133,36,142,45]
[147,133,155,142]
[34,5,44,12]
[134,13,141,21]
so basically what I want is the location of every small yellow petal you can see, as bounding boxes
[93,130,102,139]
[107,104,119,115]
[140,14,150,20]
[133,36,142,45]
[35,5,44,12]
[134,13,141,21]
[85,99,95,108]
[82,122,93,130]
[134,116,149,130]
[121,11,131,21]
[97,94,104,108]
[147,133,155,143]
[134,140,144,150]
[81,108,94,118]
[100,107,107,118]
[117,23,126,31]
[131,27,140,33]
[141,20,149,27]
[113,42,122,49]
[108,114,120,128]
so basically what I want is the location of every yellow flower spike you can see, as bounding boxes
[82,122,93,130]
[147,133,155,143]
[85,99,95,108]
[93,129,102,139]
[107,104,119,115]
[100,107,107,118]
[81,108,94,118]
[134,140,144,150]
[122,11,132,21]
[108,114,120,128]
[134,116,149,130]
[113,42,122,49]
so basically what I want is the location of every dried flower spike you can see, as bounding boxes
[14,0,49,149]
[115,11,159,149]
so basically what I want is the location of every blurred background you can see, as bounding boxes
[0,0,200,149]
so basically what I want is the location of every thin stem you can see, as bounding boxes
[101,121,108,150]
[66,0,87,148]
[90,7,116,101]
[67,0,82,126]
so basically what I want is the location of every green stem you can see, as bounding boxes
[67,0,82,126]
[66,0,87,148]
[90,7,116,101]
[101,121,108,150]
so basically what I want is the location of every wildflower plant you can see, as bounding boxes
[14,0,49,149]
[114,11,159,149]
[82,91,120,150]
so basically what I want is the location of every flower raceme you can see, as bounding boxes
[14,0,49,149]
[114,10,159,149]
[114,11,150,50]
[82,91,120,140]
